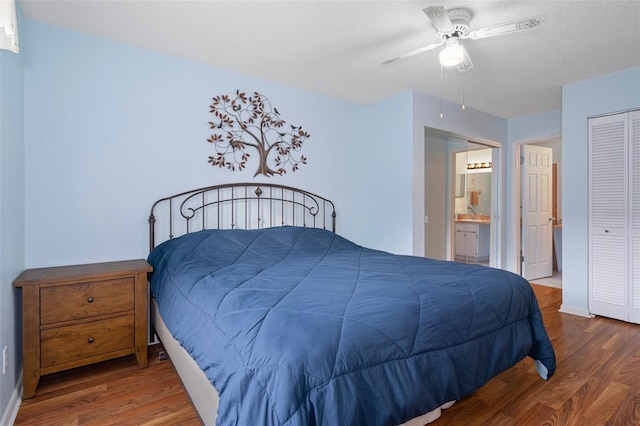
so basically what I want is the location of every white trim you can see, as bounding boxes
[513,144,522,275]
[558,304,594,318]
[1,372,23,426]
[491,145,502,269]
[588,107,640,120]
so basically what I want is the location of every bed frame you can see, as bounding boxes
[147,182,447,425]
[147,183,336,424]
[148,182,336,250]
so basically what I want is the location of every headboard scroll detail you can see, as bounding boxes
[149,183,336,250]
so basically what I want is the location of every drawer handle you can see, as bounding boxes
[88,337,95,344]
[87,297,94,303]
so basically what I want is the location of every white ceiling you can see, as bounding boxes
[19,0,640,119]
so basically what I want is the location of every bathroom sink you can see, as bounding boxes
[456,214,491,223]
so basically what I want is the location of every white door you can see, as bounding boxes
[629,110,640,323]
[521,145,553,280]
[589,113,628,321]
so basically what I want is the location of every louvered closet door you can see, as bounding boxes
[589,113,629,321]
[631,110,640,323]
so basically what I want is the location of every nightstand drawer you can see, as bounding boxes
[40,278,135,325]
[41,315,134,369]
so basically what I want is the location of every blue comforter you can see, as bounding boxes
[148,226,555,426]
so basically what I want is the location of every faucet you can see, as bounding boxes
[468,205,477,216]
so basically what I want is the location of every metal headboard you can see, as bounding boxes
[148,182,336,250]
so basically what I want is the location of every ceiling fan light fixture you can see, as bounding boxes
[439,38,464,67]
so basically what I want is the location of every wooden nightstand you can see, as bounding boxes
[14,259,152,399]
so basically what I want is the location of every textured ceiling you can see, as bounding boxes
[19,0,640,119]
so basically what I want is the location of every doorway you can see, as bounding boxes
[516,138,562,287]
[424,128,502,268]
[452,144,497,265]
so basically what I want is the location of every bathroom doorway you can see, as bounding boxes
[452,144,496,265]
[423,128,502,268]
[515,138,562,287]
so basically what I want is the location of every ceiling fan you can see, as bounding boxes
[382,6,545,73]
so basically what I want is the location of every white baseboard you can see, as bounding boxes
[559,304,594,318]
[1,372,22,426]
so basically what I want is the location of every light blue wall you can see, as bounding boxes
[411,90,507,259]
[561,67,640,313]
[23,20,371,268]
[350,89,509,258]
[0,3,25,420]
[360,91,414,254]
[343,90,509,257]
[504,68,640,312]
[508,109,562,143]
[22,20,510,267]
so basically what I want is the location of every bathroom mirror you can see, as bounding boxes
[455,174,465,198]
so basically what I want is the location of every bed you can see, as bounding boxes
[147,182,556,426]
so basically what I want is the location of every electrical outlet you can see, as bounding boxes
[2,346,7,375]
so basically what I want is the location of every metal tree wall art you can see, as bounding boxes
[207,90,310,177]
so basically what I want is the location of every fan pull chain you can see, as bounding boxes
[440,64,444,119]
[461,72,466,111]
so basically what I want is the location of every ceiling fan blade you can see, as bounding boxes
[456,47,473,73]
[381,41,444,65]
[423,6,455,33]
[468,16,545,40]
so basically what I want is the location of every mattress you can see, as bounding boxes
[148,226,555,425]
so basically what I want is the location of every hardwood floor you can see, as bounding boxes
[438,284,640,425]
[13,284,640,425]
[13,344,200,425]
